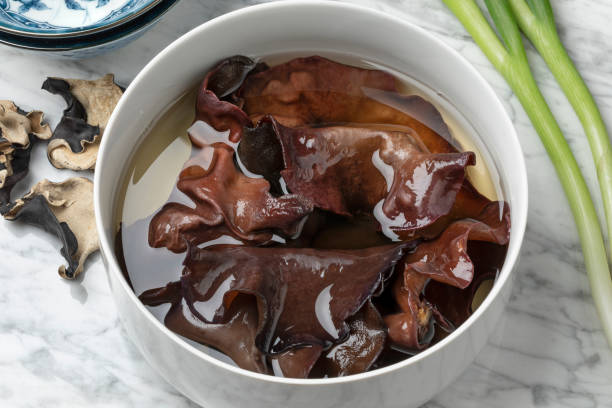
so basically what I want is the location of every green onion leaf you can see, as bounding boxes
[509,0,612,263]
[443,0,612,348]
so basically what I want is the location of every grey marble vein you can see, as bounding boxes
[1,0,612,407]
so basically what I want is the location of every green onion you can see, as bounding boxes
[442,0,612,347]
[508,0,612,259]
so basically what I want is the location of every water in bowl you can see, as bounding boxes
[113,53,508,371]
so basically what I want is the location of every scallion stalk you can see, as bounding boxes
[442,0,612,348]
[508,0,612,260]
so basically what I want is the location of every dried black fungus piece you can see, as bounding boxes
[0,100,52,148]
[42,78,99,154]
[42,74,123,170]
[0,101,52,213]
[0,141,33,215]
[5,195,79,273]
[4,178,99,279]
[52,116,99,154]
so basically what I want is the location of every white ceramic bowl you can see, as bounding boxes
[94,2,528,407]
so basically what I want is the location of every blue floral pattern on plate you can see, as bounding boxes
[0,0,159,36]
[0,0,178,57]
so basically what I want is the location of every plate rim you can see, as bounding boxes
[0,0,177,50]
[0,0,163,38]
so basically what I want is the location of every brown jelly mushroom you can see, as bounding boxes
[179,145,313,243]
[270,301,387,378]
[270,345,323,378]
[140,284,268,373]
[187,56,485,242]
[270,120,475,237]
[139,243,407,375]
[385,202,510,349]
[424,240,508,329]
[271,306,390,379]
[403,202,509,289]
[148,202,242,253]
[237,119,285,194]
[4,178,99,279]
[141,282,332,378]
[149,57,316,250]
[149,140,313,252]
[147,243,407,355]
[194,56,262,144]
[234,56,500,237]
[134,55,512,377]
[205,55,268,102]
[167,297,268,373]
[384,271,433,351]
[420,180,494,240]
[238,55,457,154]
[311,301,387,377]
[233,116,494,243]
[42,74,123,170]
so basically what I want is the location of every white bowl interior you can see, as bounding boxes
[95,1,527,406]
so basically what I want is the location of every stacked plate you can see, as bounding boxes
[0,0,180,57]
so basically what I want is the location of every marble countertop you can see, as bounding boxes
[1,0,611,406]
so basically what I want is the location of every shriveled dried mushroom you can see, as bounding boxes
[0,100,52,148]
[0,101,52,213]
[4,178,99,279]
[0,142,31,214]
[42,74,123,170]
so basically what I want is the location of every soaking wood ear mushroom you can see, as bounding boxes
[140,283,269,374]
[310,301,387,377]
[42,74,123,170]
[139,244,408,376]
[385,202,510,350]
[127,55,513,377]
[3,178,99,279]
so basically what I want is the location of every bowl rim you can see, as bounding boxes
[0,0,163,38]
[95,0,528,386]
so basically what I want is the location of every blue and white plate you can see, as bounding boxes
[0,0,178,57]
[0,0,161,37]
